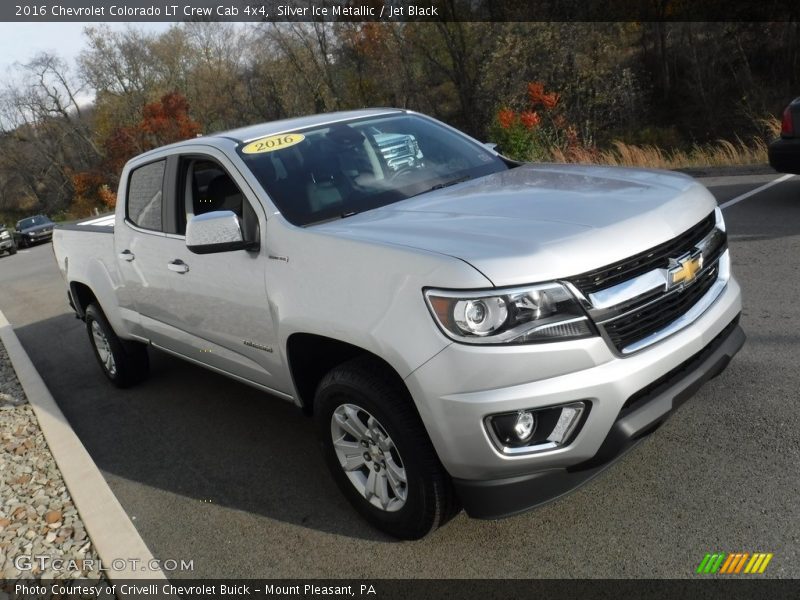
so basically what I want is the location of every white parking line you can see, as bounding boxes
[719,173,794,210]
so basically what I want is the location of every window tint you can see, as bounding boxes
[238,114,509,226]
[177,158,258,243]
[127,160,165,231]
[187,160,244,219]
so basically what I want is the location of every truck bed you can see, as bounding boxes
[56,213,115,234]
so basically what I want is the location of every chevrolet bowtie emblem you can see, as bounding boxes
[668,252,703,288]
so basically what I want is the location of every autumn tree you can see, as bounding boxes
[0,53,101,216]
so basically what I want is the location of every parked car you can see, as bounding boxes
[15,215,55,248]
[0,224,17,256]
[52,109,744,539]
[768,97,800,174]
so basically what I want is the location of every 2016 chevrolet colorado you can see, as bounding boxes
[53,109,744,539]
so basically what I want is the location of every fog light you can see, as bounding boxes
[513,411,535,441]
[487,401,588,454]
[489,410,537,446]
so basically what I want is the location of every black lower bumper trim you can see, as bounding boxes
[454,317,745,520]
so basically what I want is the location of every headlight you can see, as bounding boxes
[424,282,595,345]
[0,231,8,240]
[714,206,725,232]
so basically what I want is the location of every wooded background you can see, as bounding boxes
[0,21,797,221]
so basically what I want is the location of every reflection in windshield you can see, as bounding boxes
[238,114,510,226]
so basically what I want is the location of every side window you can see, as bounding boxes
[127,160,165,231]
[177,158,258,243]
[186,160,244,219]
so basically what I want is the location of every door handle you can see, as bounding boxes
[118,250,135,262]
[167,259,190,274]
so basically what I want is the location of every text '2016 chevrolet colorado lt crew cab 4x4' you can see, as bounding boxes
[53,109,744,539]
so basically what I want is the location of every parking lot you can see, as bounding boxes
[0,172,797,578]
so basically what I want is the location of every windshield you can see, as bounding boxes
[237,113,509,226]
[17,216,51,229]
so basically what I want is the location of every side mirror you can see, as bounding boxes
[186,210,257,254]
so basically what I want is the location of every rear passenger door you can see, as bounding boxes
[116,148,286,396]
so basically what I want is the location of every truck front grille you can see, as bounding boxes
[569,212,716,295]
[568,210,726,354]
[602,263,719,351]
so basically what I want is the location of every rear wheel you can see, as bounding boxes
[85,303,149,388]
[314,357,458,539]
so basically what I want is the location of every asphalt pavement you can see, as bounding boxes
[0,172,797,578]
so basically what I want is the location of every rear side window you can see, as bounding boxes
[127,160,166,231]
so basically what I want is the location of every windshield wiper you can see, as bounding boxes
[415,175,472,196]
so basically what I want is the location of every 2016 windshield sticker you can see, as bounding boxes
[242,133,305,154]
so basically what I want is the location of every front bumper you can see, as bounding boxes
[405,273,743,517]
[453,318,744,518]
[22,231,53,244]
[0,238,14,250]
[768,137,800,174]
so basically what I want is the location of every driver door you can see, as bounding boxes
[121,149,286,395]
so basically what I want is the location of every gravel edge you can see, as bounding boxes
[0,339,104,580]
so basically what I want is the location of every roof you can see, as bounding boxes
[215,108,406,143]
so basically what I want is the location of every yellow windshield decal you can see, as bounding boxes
[241,133,305,154]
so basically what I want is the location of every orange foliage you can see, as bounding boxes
[520,111,541,129]
[98,185,117,209]
[346,23,388,56]
[493,81,583,161]
[69,170,116,217]
[72,171,105,199]
[527,81,559,110]
[70,92,201,217]
[498,108,516,129]
[104,91,201,173]
[140,92,202,144]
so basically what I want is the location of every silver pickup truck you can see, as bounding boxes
[53,109,744,539]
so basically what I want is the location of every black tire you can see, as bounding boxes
[8,246,16,255]
[314,356,459,539]
[85,303,149,388]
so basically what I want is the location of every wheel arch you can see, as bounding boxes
[286,333,414,416]
[69,281,98,319]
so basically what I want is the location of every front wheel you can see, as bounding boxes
[314,357,458,539]
[85,303,149,388]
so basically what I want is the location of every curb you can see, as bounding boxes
[0,309,168,586]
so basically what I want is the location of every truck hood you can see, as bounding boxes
[316,164,718,286]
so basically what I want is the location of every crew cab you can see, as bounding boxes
[53,109,744,539]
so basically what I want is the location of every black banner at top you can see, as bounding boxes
[4,0,800,22]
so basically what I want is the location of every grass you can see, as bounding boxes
[549,116,779,169]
